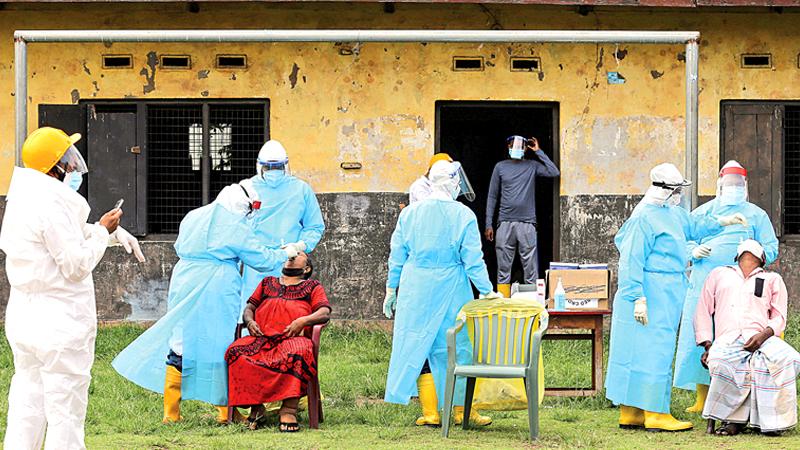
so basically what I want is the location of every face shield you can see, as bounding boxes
[452,162,476,202]
[257,158,290,179]
[717,173,748,205]
[507,135,527,160]
[53,145,88,175]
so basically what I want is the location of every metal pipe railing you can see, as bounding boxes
[13,28,701,207]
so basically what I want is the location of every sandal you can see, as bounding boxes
[247,412,268,431]
[715,422,741,436]
[280,421,300,433]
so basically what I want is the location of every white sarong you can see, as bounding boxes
[703,336,800,432]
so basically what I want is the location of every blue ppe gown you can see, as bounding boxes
[112,203,287,406]
[384,198,493,409]
[672,200,778,390]
[605,203,722,413]
[240,174,325,312]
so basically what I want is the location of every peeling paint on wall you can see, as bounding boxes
[335,114,430,190]
[140,51,157,94]
[289,63,300,89]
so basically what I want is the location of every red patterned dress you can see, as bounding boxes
[225,277,331,406]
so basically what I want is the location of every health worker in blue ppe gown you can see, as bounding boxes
[240,140,325,315]
[605,163,747,432]
[674,160,778,414]
[113,183,305,424]
[383,160,502,428]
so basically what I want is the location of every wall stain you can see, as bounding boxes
[650,70,664,79]
[289,63,300,89]
[614,48,628,60]
[82,60,91,76]
[70,89,80,104]
[595,47,604,69]
[197,69,209,79]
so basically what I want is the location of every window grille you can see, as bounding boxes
[146,102,267,234]
[209,104,266,196]
[784,106,800,234]
[147,105,203,234]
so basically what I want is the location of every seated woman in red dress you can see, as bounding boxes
[225,252,331,432]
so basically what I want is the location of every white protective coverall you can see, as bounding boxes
[1,167,110,450]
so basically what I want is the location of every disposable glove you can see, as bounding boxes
[383,287,397,319]
[634,297,648,326]
[480,291,503,300]
[692,244,712,260]
[282,240,307,253]
[718,213,748,227]
[110,226,145,263]
[283,244,301,259]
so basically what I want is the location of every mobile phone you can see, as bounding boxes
[114,198,125,210]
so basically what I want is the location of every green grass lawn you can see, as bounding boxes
[1,318,799,449]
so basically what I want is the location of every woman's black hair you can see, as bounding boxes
[304,255,314,280]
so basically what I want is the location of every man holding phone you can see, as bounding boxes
[485,135,560,298]
[1,127,143,450]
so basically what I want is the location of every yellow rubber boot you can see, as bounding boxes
[215,406,230,424]
[619,405,645,429]
[162,365,182,423]
[453,406,492,427]
[643,411,693,432]
[415,373,441,426]
[685,384,709,414]
[497,283,511,298]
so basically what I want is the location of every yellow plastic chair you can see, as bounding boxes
[442,298,549,440]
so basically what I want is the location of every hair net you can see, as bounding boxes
[642,163,691,207]
[215,182,260,216]
[429,160,460,198]
[256,140,289,176]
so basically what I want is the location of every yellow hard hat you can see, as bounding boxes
[428,152,453,170]
[22,127,82,174]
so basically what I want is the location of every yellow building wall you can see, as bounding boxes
[2,3,800,196]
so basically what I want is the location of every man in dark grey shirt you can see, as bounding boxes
[485,136,560,297]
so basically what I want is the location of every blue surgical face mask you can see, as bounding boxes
[720,185,746,205]
[63,171,83,191]
[509,148,525,160]
[262,169,285,185]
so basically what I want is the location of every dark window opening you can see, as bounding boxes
[216,55,247,69]
[511,57,541,72]
[453,57,483,71]
[102,55,133,69]
[784,106,800,234]
[741,54,771,68]
[160,55,192,69]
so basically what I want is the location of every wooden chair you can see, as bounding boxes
[227,322,327,429]
[442,306,548,440]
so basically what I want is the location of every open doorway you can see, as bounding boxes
[435,101,560,288]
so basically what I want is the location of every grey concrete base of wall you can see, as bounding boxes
[1,193,798,322]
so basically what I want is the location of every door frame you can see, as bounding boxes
[719,100,796,238]
[433,100,561,264]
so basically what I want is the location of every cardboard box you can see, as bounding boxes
[547,269,610,310]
